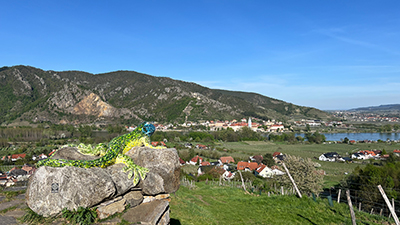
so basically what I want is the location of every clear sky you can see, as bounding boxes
[1,1,399,110]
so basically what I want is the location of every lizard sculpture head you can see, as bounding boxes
[142,122,155,137]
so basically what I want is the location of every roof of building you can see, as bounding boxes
[255,164,267,173]
[201,161,211,166]
[237,161,259,171]
[11,154,26,159]
[190,155,203,163]
[220,156,235,163]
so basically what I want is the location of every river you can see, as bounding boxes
[295,133,400,141]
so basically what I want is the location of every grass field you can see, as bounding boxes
[170,182,392,225]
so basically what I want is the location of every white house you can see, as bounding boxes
[352,153,366,160]
[268,124,284,132]
[319,154,336,162]
[272,168,285,176]
[223,171,235,180]
[318,152,339,162]
[255,164,273,178]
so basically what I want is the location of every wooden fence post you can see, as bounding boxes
[377,185,399,225]
[337,189,341,203]
[346,189,357,225]
[281,186,284,195]
[238,170,249,194]
[390,198,395,219]
[282,162,302,198]
[358,202,361,211]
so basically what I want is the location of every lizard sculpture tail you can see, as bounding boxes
[36,122,160,185]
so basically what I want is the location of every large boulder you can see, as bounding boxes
[126,147,181,195]
[26,164,135,217]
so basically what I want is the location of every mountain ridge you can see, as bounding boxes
[349,104,400,112]
[0,65,331,125]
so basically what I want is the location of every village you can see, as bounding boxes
[318,149,400,162]
[178,151,286,181]
[126,117,348,133]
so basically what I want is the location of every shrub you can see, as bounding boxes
[275,155,324,196]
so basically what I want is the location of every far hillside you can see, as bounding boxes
[0,65,331,126]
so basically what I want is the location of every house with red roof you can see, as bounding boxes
[179,158,186,165]
[195,144,208,149]
[255,164,273,178]
[249,155,263,163]
[200,161,211,166]
[21,164,36,174]
[151,141,167,147]
[237,161,259,172]
[11,154,26,161]
[272,152,282,158]
[219,156,235,164]
[189,155,203,165]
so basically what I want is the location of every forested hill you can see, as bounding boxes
[0,65,331,125]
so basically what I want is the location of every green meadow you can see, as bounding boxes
[170,182,392,225]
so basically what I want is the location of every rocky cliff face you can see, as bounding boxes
[73,93,117,117]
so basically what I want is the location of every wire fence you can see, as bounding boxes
[181,174,400,224]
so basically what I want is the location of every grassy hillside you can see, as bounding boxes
[170,182,392,225]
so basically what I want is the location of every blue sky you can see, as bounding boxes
[1,1,399,110]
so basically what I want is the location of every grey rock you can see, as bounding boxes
[51,147,99,160]
[106,164,136,195]
[127,147,180,195]
[121,199,169,225]
[141,172,165,195]
[96,197,126,220]
[123,190,143,207]
[26,166,117,217]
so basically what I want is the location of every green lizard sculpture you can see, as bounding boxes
[36,122,162,186]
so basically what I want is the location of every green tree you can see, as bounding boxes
[262,153,275,167]
[380,124,392,132]
[305,124,311,132]
[237,126,262,141]
[78,125,92,138]
[305,132,326,144]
